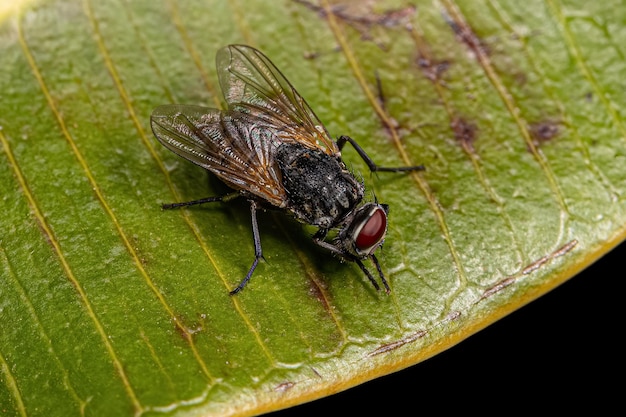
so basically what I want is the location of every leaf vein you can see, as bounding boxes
[407,20,527,268]
[0,348,27,417]
[82,0,223,380]
[486,0,623,206]
[0,38,143,410]
[442,0,570,249]
[96,0,276,365]
[545,0,626,145]
[321,0,470,315]
[167,0,221,108]
[0,244,88,415]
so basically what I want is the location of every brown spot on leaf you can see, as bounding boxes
[530,120,560,145]
[368,330,427,356]
[451,117,477,151]
[405,20,451,84]
[310,366,322,379]
[417,56,450,83]
[275,381,296,392]
[479,240,577,301]
[303,50,320,60]
[172,315,202,344]
[481,276,516,300]
[443,10,490,58]
[308,276,332,313]
[294,0,415,48]
[447,310,461,321]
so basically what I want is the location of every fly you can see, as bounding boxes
[150,44,424,295]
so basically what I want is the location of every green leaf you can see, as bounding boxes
[1,0,624,415]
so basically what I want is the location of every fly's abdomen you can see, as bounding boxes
[276,143,364,228]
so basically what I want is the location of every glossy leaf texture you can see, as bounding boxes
[1,0,625,416]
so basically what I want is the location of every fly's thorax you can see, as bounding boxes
[275,142,364,228]
[336,203,389,258]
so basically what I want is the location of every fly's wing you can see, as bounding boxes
[216,44,340,156]
[150,104,287,207]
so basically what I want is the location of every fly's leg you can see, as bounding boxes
[336,135,425,173]
[311,229,345,257]
[354,259,382,292]
[162,192,240,210]
[162,193,262,294]
[229,200,264,295]
[370,254,390,293]
[312,229,384,292]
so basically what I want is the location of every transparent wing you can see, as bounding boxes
[150,104,287,207]
[216,44,339,156]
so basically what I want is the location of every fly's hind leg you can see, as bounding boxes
[161,193,262,295]
[336,135,425,173]
[161,192,240,209]
[229,200,264,295]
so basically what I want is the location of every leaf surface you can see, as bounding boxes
[1,0,625,415]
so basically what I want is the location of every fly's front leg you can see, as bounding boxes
[229,200,264,295]
[370,254,390,293]
[336,135,425,173]
[311,229,345,258]
[353,258,383,292]
[312,229,383,292]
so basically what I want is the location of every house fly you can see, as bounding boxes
[150,44,424,295]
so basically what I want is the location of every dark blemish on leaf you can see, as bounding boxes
[373,71,389,119]
[275,381,296,392]
[530,120,560,145]
[479,240,578,301]
[405,21,451,83]
[308,275,332,314]
[443,10,490,58]
[310,366,322,379]
[375,70,386,112]
[417,55,450,83]
[172,316,202,344]
[522,240,577,274]
[584,92,593,102]
[480,276,515,300]
[367,330,427,356]
[553,239,578,257]
[303,50,320,60]
[293,0,415,28]
[372,74,405,139]
[451,117,477,151]
[447,310,461,321]
[293,0,416,48]
[376,5,416,27]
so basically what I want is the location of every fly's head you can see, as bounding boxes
[337,202,389,259]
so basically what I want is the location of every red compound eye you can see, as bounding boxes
[355,207,387,251]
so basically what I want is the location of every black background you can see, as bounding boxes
[272,239,622,415]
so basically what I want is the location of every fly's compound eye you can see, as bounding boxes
[353,205,388,255]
